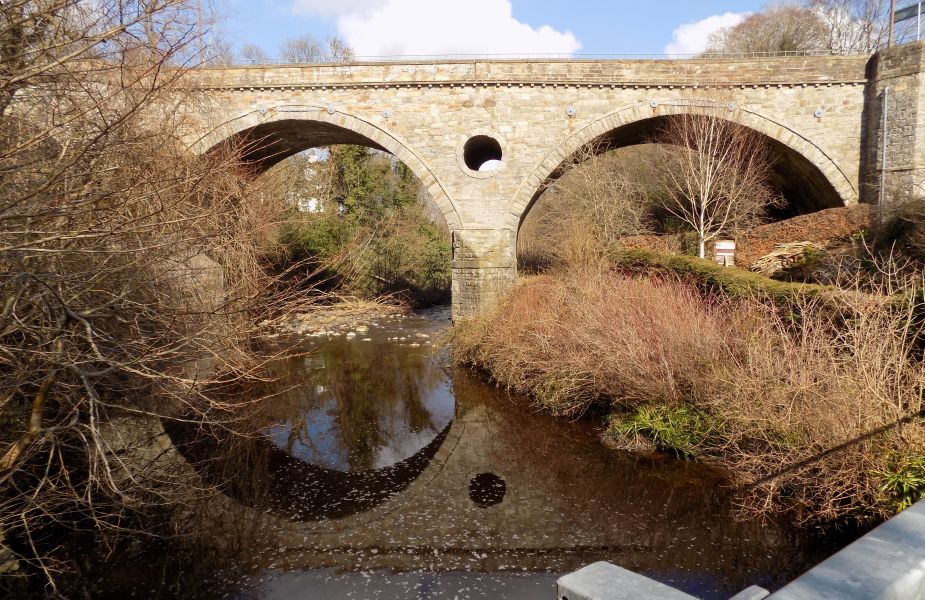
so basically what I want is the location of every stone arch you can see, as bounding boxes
[505,101,858,232]
[195,105,462,229]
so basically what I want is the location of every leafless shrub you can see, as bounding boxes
[712,277,925,523]
[518,145,665,271]
[888,189,925,262]
[454,269,730,417]
[819,235,924,294]
[0,0,305,592]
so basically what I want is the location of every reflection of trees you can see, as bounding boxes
[166,407,453,521]
[335,349,382,471]
[255,335,449,471]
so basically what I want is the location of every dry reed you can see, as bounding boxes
[455,264,925,524]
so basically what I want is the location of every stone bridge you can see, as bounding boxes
[184,43,925,319]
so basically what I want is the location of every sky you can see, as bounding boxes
[218,0,770,59]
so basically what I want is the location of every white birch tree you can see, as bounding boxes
[656,112,779,258]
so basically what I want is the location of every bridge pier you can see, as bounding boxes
[867,41,925,211]
[450,229,515,321]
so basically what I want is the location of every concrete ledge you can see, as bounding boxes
[556,562,699,600]
[729,586,770,600]
[767,501,925,600]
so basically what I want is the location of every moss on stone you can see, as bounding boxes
[610,248,832,305]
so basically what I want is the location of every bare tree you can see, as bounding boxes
[555,145,662,245]
[280,34,323,63]
[240,42,270,64]
[518,145,665,269]
[279,34,354,63]
[706,4,825,54]
[706,0,894,55]
[654,111,780,258]
[204,33,235,65]
[326,36,355,62]
[0,0,302,591]
[807,0,890,52]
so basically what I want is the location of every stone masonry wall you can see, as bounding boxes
[185,56,878,318]
[865,42,925,213]
[450,230,515,319]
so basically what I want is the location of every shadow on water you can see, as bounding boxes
[167,308,456,521]
[89,306,859,600]
[167,419,452,521]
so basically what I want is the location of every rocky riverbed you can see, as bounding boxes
[260,302,445,349]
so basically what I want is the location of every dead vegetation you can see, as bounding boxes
[455,260,925,524]
[708,286,925,522]
[749,242,824,276]
[0,1,308,593]
[455,269,728,417]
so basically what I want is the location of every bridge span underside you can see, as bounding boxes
[219,120,388,171]
[528,114,845,224]
[188,43,925,319]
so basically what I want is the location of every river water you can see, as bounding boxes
[91,306,852,599]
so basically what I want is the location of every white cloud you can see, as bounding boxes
[664,12,747,56]
[291,0,385,17]
[293,0,581,57]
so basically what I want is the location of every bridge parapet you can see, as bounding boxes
[193,56,870,90]
[182,49,925,319]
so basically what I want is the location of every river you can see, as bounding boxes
[86,306,853,599]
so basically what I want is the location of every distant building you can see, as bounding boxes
[291,150,326,213]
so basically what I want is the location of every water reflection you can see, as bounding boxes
[169,311,454,521]
[141,307,854,600]
[260,327,454,472]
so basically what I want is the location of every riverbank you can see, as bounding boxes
[453,256,925,525]
[259,300,449,352]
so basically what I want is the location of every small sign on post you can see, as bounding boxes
[714,240,736,267]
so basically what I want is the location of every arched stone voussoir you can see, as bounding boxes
[506,101,858,230]
[191,104,462,230]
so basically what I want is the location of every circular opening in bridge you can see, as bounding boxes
[463,135,503,172]
[468,472,507,507]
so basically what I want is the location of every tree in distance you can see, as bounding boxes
[707,0,892,55]
[279,34,355,63]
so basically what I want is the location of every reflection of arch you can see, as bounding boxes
[506,102,858,231]
[198,106,462,229]
[166,418,453,522]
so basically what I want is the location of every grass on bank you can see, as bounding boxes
[610,248,831,304]
[454,259,925,525]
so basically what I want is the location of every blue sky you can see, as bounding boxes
[219,1,770,59]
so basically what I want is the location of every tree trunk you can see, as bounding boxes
[698,237,706,259]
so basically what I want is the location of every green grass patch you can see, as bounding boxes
[880,456,925,512]
[608,405,713,459]
[610,248,832,306]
